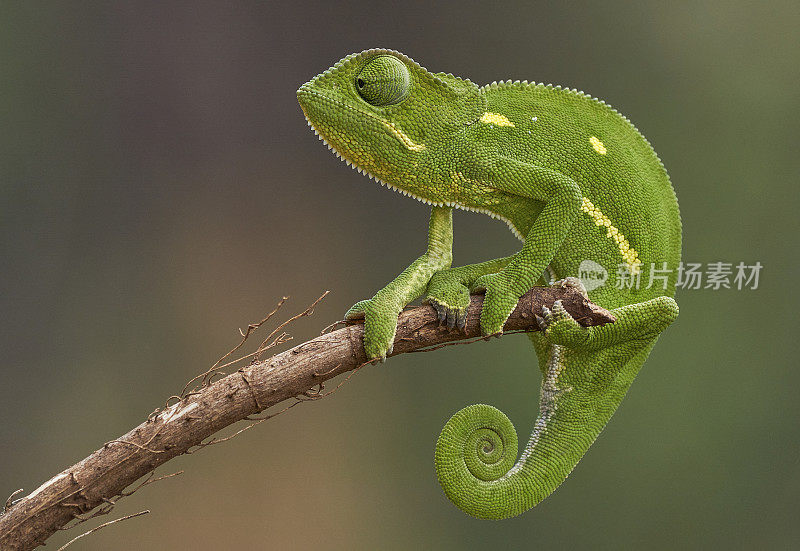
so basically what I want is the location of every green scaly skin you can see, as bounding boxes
[297,49,681,520]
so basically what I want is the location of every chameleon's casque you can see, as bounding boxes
[298,49,681,519]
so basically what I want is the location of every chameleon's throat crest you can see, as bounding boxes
[301,112,441,207]
[302,111,526,241]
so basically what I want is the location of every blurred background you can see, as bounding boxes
[2,1,798,549]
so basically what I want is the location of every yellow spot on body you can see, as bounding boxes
[589,136,607,155]
[384,121,426,151]
[581,197,641,273]
[480,112,515,127]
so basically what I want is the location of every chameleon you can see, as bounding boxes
[297,49,681,520]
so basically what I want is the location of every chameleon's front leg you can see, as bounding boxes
[473,157,582,336]
[346,206,453,360]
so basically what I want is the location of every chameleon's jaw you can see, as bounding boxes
[298,107,446,208]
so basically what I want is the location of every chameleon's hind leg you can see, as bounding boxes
[538,291,679,351]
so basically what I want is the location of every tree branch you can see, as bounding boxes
[0,286,614,550]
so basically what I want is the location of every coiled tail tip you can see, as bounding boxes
[435,403,530,520]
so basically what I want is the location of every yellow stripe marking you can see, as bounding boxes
[480,112,515,127]
[384,121,426,151]
[589,136,607,155]
[581,197,641,273]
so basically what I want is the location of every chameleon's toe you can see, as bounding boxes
[545,300,572,324]
[344,299,370,320]
[428,298,468,331]
[553,276,589,299]
[432,300,448,324]
[426,271,471,332]
[456,308,467,331]
[348,297,401,361]
[472,273,518,337]
[539,300,589,347]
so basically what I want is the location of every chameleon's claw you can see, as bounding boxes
[552,299,569,316]
[456,310,467,331]
[542,300,570,325]
[429,298,468,332]
[538,299,590,347]
[554,276,589,299]
[434,302,447,324]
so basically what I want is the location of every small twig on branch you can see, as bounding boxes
[55,510,150,551]
[0,285,614,550]
[180,295,290,396]
[4,489,24,514]
[118,471,184,499]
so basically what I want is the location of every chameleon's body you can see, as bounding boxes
[297,49,680,519]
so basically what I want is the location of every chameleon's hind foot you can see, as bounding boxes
[538,300,590,348]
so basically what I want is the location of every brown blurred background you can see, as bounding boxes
[2,1,798,549]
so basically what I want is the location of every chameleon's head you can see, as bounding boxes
[297,49,484,203]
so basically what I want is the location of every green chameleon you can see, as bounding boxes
[297,49,681,519]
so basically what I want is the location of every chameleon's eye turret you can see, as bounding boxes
[355,55,411,106]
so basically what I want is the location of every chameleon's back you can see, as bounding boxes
[479,82,681,308]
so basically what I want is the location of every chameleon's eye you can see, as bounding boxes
[355,56,410,106]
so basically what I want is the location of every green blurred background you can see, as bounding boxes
[2,1,798,549]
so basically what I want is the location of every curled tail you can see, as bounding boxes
[435,401,588,520]
[435,351,652,519]
[434,296,678,519]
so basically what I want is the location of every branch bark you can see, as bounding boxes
[0,286,614,550]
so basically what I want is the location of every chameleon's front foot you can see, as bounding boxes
[470,272,519,336]
[345,298,401,361]
[425,270,471,331]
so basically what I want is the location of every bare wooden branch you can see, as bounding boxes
[0,286,614,550]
